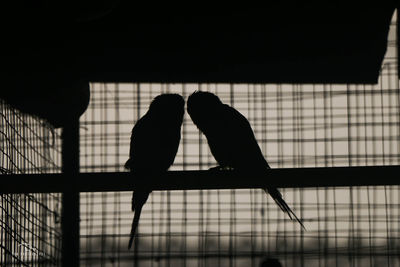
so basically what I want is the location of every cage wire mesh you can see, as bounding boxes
[78,12,400,267]
[0,100,63,266]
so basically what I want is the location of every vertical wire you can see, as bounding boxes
[282,85,288,265]
[299,85,305,267]
[386,58,397,266]
[257,85,267,256]
[198,183,204,267]
[322,84,329,267]
[89,84,96,265]
[229,84,236,267]
[362,83,374,267]
[166,187,171,267]
[134,83,142,264]
[205,188,211,267]
[250,84,256,267]
[182,84,188,267]
[371,75,380,267]
[345,82,353,254]
[380,72,391,267]
[276,84,283,261]
[388,64,394,166]
[349,83,359,267]
[313,84,322,267]
[114,83,121,265]
[213,84,221,267]
[195,84,204,267]
[292,85,298,266]
[329,84,339,267]
[32,113,38,266]
[100,84,107,267]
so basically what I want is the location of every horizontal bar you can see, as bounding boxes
[0,166,399,194]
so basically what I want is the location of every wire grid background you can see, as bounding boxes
[0,100,63,266]
[79,13,399,267]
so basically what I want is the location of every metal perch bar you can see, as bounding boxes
[0,165,399,194]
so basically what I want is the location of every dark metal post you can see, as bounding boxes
[61,118,80,267]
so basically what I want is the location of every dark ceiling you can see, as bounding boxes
[2,1,397,83]
[0,1,398,127]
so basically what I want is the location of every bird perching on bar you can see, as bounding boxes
[187,91,304,229]
[125,94,185,249]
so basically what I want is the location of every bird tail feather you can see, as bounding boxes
[128,191,150,250]
[128,205,143,249]
[264,188,305,230]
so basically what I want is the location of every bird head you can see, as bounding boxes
[187,91,222,132]
[148,93,185,124]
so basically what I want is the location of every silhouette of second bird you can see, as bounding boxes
[125,94,185,249]
[187,91,303,228]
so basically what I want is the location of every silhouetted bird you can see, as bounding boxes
[125,94,185,249]
[187,91,303,228]
[260,257,283,267]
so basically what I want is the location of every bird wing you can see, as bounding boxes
[222,106,304,226]
[220,104,270,169]
[126,114,181,172]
